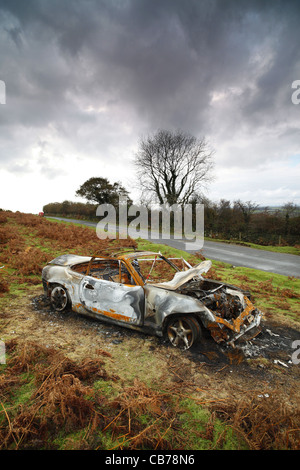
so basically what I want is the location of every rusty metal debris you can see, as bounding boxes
[42,250,263,350]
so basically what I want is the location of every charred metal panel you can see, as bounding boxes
[150,260,212,290]
[48,254,91,266]
[144,285,215,327]
[79,276,144,324]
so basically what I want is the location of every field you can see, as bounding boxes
[1,211,300,450]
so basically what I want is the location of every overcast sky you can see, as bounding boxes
[0,0,300,213]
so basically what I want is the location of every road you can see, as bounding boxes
[159,238,300,278]
[49,217,300,278]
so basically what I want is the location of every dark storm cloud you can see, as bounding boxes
[0,0,300,173]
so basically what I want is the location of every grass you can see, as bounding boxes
[135,238,300,324]
[135,237,197,260]
[1,211,300,450]
[178,398,245,450]
[210,262,300,323]
[46,215,300,256]
[204,236,300,256]
[0,340,247,450]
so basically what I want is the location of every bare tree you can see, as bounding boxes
[134,129,214,205]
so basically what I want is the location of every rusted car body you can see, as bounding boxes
[42,250,263,349]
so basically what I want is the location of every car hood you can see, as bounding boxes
[150,260,212,290]
[48,254,92,266]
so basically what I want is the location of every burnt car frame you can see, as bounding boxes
[42,249,263,350]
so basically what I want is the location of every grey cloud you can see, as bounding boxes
[2,1,299,122]
[9,161,32,174]
[0,0,299,183]
[5,25,23,49]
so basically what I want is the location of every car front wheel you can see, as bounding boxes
[166,316,200,350]
[50,284,70,312]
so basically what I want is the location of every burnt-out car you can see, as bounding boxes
[42,249,263,350]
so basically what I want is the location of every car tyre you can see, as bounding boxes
[50,284,71,312]
[166,315,200,350]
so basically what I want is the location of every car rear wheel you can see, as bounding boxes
[50,284,70,312]
[166,316,200,350]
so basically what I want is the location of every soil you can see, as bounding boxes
[2,286,300,403]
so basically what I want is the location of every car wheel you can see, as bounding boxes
[50,284,70,312]
[188,316,202,340]
[166,316,200,350]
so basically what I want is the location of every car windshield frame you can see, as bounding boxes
[123,252,193,286]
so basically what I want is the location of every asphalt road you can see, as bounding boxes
[159,238,300,278]
[49,217,300,278]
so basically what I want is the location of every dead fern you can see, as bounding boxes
[0,340,115,449]
[210,390,300,450]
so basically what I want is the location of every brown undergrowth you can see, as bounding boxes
[0,340,190,450]
[209,390,300,450]
[2,339,300,450]
[0,211,137,291]
[0,339,117,449]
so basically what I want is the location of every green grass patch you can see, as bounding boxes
[178,398,245,450]
[212,262,300,323]
[133,238,300,324]
[135,238,199,262]
[134,238,300,324]
[204,236,300,256]
[12,372,36,407]
[93,379,119,398]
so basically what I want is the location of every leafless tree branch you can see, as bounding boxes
[134,129,215,205]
